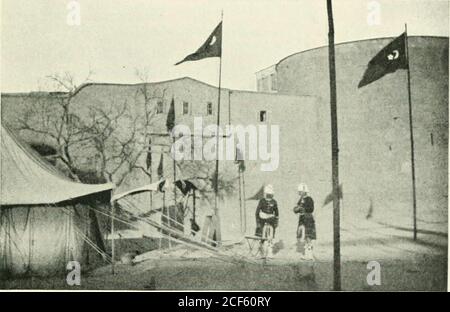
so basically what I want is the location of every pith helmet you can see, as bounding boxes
[264,184,274,195]
[297,183,309,193]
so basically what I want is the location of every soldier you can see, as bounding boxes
[255,184,279,238]
[293,183,316,260]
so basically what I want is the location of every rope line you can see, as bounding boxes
[88,206,257,265]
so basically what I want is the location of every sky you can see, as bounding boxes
[1,0,449,92]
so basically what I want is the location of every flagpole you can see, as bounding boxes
[213,11,224,246]
[238,167,243,233]
[242,170,247,233]
[173,140,177,207]
[327,0,341,291]
[149,137,153,211]
[404,23,418,241]
[111,203,115,275]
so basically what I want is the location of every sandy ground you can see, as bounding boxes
[1,211,447,291]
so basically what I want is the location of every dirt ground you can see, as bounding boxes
[1,213,447,291]
[1,254,446,291]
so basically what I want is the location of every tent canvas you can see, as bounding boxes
[0,126,114,276]
[0,126,113,205]
[1,205,86,276]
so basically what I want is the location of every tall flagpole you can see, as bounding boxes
[238,167,243,233]
[242,172,247,233]
[213,11,224,245]
[404,24,418,241]
[111,203,115,275]
[327,0,341,291]
[173,135,177,206]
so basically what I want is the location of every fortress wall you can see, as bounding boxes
[275,37,448,223]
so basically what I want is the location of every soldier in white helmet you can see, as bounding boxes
[255,184,279,237]
[293,183,316,260]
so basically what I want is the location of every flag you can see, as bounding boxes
[246,184,265,201]
[175,22,222,65]
[174,179,198,195]
[358,32,408,88]
[235,144,246,172]
[157,180,166,193]
[146,137,152,171]
[323,184,343,207]
[157,154,164,179]
[166,97,175,133]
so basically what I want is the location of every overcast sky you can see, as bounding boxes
[1,0,449,92]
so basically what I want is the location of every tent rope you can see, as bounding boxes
[110,197,250,260]
[117,199,217,246]
[60,207,111,263]
[88,206,256,265]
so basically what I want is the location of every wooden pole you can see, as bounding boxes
[213,11,224,246]
[173,137,177,207]
[238,169,243,233]
[162,189,167,248]
[404,24,418,241]
[242,171,247,233]
[228,90,232,125]
[111,203,115,275]
[327,0,341,291]
[193,189,196,228]
[149,137,153,211]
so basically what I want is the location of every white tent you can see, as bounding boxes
[0,126,114,276]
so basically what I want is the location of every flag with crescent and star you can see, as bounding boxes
[358,32,408,88]
[175,22,222,66]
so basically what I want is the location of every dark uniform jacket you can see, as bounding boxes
[255,198,279,236]
[293,196,316,240]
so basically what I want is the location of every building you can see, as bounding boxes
[1,36,448,242]
[256,35,448,232]
[255,65,278,93]
[1,77,317,240]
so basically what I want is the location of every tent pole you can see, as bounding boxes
[238,169,243,233]
[242,171,247,233]
[193,190,196,233]
[162,191,166,248]
[111,203,115,275]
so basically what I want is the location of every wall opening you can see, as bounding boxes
[259,110,267,122]
[207,102,213,115]
[183,101,190,115]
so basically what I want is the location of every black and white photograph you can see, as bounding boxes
[0,0,448,293]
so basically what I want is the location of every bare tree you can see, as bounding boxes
[131,67,166,178]
[176,159,237,200]
[15,70,236,194]
[15,71,94,179]
[82,99,150,185]
[15,70,166,187]
[79,70,166,186]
